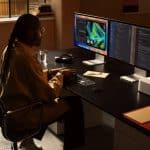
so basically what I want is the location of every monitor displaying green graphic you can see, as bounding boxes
[86,21,106,50]
[74,13,108,56]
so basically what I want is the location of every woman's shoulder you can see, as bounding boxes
[14,42,34,62]
[14,42,42,72]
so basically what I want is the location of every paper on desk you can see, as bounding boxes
[123,106,150,124]
[83,71,109,78]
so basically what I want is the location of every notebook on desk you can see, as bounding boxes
[83,71,109,78]
[123,106,150,130]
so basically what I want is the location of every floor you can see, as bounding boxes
[0,125,114,150]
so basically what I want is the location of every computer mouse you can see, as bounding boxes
[55,53,73,63]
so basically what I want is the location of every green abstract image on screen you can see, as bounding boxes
[86,21,106,50]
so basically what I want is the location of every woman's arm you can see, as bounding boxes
[48,72,64,97]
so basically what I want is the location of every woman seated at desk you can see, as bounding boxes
[0,14,84,150]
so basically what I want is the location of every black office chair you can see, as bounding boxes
[0,99,43,150]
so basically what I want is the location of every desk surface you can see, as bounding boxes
[47,48,150,136]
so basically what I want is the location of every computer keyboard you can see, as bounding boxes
[76,74,96,86]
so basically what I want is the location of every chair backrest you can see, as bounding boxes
[0,99,43,142]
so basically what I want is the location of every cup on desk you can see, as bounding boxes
[37,50,48,68]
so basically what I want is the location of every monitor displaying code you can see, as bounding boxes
[109,21,136,64]
[135,27,150,71]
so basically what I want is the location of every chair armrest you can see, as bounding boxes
[0,101,43,142]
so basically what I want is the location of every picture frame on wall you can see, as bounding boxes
[122,0,139,13]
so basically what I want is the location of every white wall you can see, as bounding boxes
[79,0,150,26]
[139,0,150,13]
[51,0,62,49]
[80,0,122,19]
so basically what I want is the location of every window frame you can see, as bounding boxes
[0,0,47,18]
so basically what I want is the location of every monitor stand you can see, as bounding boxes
[120,67,147,83]
[82,54,104,66]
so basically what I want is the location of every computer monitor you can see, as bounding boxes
[74,13,108,57]
[134,26,150,72]
[108,20,150,79]
[108,20,136,65]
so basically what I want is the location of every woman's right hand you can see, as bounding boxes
[48,72,64,97]
[49,67,76,78]
[59,68,76,78]
[49,67,66,76]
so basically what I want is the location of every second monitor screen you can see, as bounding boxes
[109,20,136,65]
[74,13,108,56]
